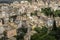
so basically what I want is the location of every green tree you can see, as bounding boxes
[41,7,54,17]
[31,27,56,40]
[54,10,60,17]
[41,7,60,40]
[16,26,27,40]
[50,20,60,40]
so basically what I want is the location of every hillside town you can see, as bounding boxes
[0,0,60,40]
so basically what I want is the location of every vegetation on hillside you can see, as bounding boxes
[31,8,60,40]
